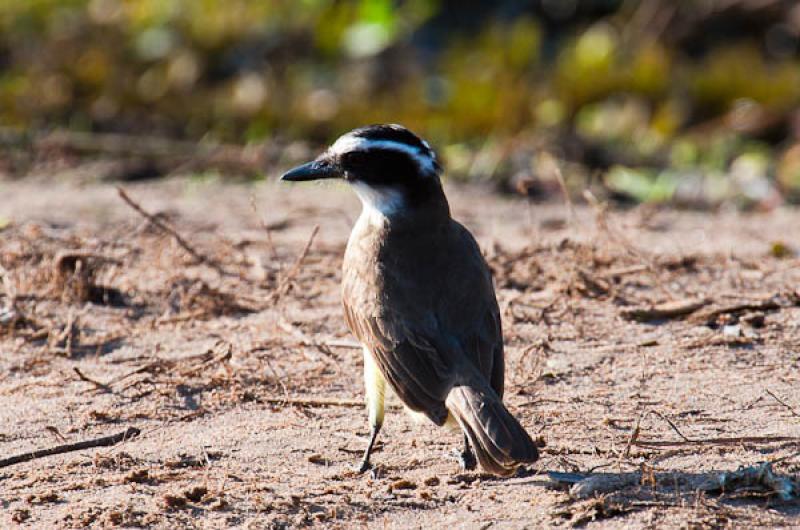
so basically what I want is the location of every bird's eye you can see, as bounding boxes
[342,151,369,168]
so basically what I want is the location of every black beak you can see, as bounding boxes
[280,159,340,182]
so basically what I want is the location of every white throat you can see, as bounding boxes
[351,182,404,223]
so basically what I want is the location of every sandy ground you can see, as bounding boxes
[1,176,799,529]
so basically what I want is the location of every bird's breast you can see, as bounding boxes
[342,212,387,311]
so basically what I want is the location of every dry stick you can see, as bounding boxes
[249,195,278,261]
[634,435,800,448]
[324,339,362,349]
[691,296,788,324]
[179,344,233,377]
[116,187,230,277]
[547,154,575,225]
[765,389,800,418]
[264,396,362,408]
[601,264,649,279]
[649,410,691,442]
[73,367,112,393]
[769,449,800,465]
[105,361,163,387]
[623,414,643,458]
[0,427,141,469]
[272,225,320,302]
[621,298,709,323]
[262,395,400,410]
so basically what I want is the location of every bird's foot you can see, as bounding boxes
[355,460,382,480]
[458,447,477,471]
[356,459,372,474]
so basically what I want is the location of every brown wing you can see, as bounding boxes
[343,301,452,425]
[442,222,504,398]
[342,217,504,425]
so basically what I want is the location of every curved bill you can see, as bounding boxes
[280,159,340,182]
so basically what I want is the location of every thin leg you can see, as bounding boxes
[459,433,477,471]
[358,348,385,473]
[358,423,381,473]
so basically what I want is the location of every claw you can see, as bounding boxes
[458,434,477,471]
[357,459,372,474]
[357,424,381,475]
[459,448,477,471]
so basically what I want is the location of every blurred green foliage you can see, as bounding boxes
[2,0,800,204]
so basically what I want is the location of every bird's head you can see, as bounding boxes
[281,124,444,217]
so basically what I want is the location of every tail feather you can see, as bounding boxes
[446,384,539,476]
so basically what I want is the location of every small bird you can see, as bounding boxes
[281,124,539,476]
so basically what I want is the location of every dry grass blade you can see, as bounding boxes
[271,224,319,302]
[73,367,112,393]
[765,389,800,418]
[649,410,691,443]
[623,414,642,458]
[263,396,364,408]
[116,187,230,277]
[250,194,278,261]
[634,436,800,448]
[179,343,233,377]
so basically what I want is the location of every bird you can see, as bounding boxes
[281,124,539,476]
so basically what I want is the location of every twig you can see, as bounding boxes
[621,298,709,322]
[73,367,112,393]
[623,414,642,458]
[272,225,319,302]
[544,153,574,225]
[649,410,691,442]
[323,339,362,349]
[0,427,141,468]
[765,389,800,418]
[634,435,800,448]
[179,343,233,377]
[264,396,364,408]
[262,395,402,410]
[601,264,649,279]
[690,294,796,324]
[250,195,278,261]
[105,361,165,387]
[116,187,230,277]
[769,449,800,465]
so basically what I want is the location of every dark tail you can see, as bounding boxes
[445,383,539,476]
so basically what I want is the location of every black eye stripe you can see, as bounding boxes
[341,148,420,184]
[341,151,370,165]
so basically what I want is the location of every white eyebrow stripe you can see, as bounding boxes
[328,135,437,175]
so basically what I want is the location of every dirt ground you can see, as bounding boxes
[1,176,799,529]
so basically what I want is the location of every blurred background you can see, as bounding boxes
[3,0,800,208]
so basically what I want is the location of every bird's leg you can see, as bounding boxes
[458,433,477,471]
[358,423,381,473]
[358,348,385,474]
